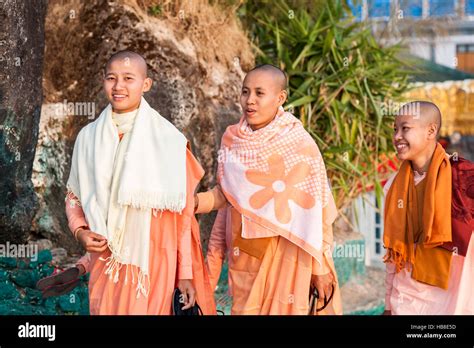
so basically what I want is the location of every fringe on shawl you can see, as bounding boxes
[99,251,151,299]
[383,248,408,273]
[99,218,151,299]
[118,189,186,213]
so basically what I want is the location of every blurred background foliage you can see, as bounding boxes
[238,0,412,209]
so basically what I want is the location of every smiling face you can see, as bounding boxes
[240,69,287,131]
[103,55,152,113]
[392,114,437,161]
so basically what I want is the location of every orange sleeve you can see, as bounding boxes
[195,185,227,214]
[206,207,228,291]
[311,241,333,275]
[75,253,91,274]
[312,195,337,275]
[177,147,205,280]
[65,191,89,235]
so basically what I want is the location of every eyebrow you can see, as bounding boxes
[394,122,412,127]
[105,72,137,76]
[242,86,267,91]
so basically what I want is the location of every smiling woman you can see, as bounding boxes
[62,50,216,315]
[103,51,153,114]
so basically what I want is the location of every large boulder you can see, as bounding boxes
[33,0,254,252]
[0,1,48,244]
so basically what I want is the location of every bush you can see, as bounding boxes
[240,0,411,208]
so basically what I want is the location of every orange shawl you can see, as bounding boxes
[384,143,452,288]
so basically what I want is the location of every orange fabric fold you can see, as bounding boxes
[411,244,452,290]
[231,208,274,260]
[86,147,216,314]
[189,217,217,314]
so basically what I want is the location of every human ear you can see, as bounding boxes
[278,90,288,106]
[143,77,153,93]
[427,123,438,139]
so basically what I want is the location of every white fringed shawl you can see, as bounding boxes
[67,97,187,297]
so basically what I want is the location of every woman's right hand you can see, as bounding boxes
[76,228,108,253]
[195,185,228,214]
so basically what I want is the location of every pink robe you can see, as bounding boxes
[384,172,474,314]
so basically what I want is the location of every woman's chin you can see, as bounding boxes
[110,102,139,114]
[396,151,410,161]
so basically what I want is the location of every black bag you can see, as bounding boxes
[172,288,203,316]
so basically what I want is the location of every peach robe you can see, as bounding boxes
[66,133,215,315]
[384,172,474,314]
[206,205,342,315]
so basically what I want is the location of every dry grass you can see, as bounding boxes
[136,0,254,71]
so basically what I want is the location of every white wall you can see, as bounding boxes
[351,192,385,268]
[407,34,474,68]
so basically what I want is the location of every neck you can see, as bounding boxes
[113,100,142,114]
[113,108,139,114]
[410,142,437,174]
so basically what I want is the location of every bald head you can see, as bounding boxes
[397,101,442,135]
[247,64,288,91]
[105,50,148,78]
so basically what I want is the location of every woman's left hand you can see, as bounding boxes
[177,279,196,310]
[311,272,334,303]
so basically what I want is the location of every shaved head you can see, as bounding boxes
[397,101,442,135]
[105,50,148,78]
[247,64,288,91]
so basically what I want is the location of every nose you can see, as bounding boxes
[393,129,403,142]
[112,77,125,91]
[246,92,256,105]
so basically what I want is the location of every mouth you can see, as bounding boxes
[245,108,256,117]
[395,143,409,152]
[112,93,128,101]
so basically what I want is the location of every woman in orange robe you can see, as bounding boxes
[66,136,216,315]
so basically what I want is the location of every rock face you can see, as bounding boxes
[34,0,254,252]
[0,1,48,244]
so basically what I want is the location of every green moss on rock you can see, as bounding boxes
[0,257,17,269]
[10,269,40,288]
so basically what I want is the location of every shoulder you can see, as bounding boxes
[293,124,323,158]
[185,145,205,184]
[223,122,240,136]
[151,109,186,141]
[220,122,240,148]
[74,119,97,144]
[383,172,398,196]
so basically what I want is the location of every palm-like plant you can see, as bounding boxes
[239,0,412,209]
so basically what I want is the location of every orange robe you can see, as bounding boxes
[66,135,215,315]
[206,205,342,315]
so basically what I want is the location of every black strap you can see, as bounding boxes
[195,303,203,316]
[309,284,335,313]
[173,288,204,315]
